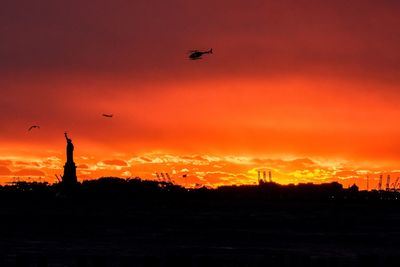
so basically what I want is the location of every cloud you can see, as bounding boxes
[77,164,89,169]
[0,166,12,176]
[101,159,128,167]
[199,171,255,187]
[15,161,40,167]
[121,171,132,177]
[13,169,45,177]
[0,160,12,166]
[41,157,63,169]
[0,151,398,190]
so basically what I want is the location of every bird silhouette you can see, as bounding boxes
[102,114,113,118]
[28,125,40,131]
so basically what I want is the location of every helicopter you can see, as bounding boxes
[188,48,213,60]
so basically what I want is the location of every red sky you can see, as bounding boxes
[1,0,400,189]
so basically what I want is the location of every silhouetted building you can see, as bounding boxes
[348,183,359,193]
[62,132,77,186]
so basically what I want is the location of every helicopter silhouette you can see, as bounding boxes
[188,48,213,60]
[102,114,113,118]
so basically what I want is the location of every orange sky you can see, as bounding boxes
[1,1,400,189]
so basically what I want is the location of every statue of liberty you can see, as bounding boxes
[62,131,77,185]
[65,131,74,163]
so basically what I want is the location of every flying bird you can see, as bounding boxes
[28,125,40,131]
[188,48,213,60]
[102,114,113,118]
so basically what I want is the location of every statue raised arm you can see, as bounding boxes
[64,131,70,142]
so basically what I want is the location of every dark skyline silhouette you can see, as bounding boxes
[2,177,400,266]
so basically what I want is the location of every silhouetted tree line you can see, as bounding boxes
[2,178,400,267]
[0,178,399,205]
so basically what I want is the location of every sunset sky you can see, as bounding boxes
[1,0,400,189]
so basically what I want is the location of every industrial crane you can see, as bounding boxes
[386,175,391,191]
[391,177,400,192]
[378,175,383,191]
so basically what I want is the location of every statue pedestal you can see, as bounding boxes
[63,161,77,185]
